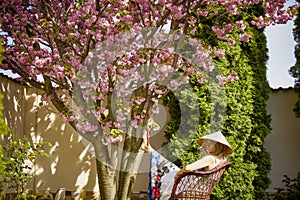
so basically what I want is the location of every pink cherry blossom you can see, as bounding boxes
[240,34,251,42]
[224,23,234,33]
[63,115,75,122]
[213,47,225,58]
[236,20,246,31]
[41,94,54,101]
[0,0,296,150]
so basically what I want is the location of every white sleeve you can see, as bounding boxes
[160,169,180,200]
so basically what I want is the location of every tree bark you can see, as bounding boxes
[118,135,144,200]
[96,159,115,200]
[94,139,115,200]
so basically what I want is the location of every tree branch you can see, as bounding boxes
[3,60,43,90]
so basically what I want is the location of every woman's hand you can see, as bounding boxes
[141,143,152,153]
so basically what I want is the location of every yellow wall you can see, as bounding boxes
[265,88,300,192]
[0,76,99,196]
[1,76,300,195]
[0,75,168,195]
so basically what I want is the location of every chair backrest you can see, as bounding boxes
[169,161,231,200]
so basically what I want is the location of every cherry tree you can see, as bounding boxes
[0,0,297,199]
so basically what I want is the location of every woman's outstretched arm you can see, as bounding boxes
[184,155,215,171]
[175,155,215,179]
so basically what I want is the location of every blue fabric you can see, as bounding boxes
[148,150,179,200]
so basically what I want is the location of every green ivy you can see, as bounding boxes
[0,134,51,200]
[162,3,272,199]
[211,43,257,200]
[242,23,272,199]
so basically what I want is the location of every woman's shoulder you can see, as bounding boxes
[202,155,224,166]
[199,155,216,164]
[202,154,217,160]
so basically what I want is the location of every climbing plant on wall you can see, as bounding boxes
[163,2,272,199]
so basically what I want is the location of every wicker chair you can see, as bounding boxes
[169,161,231,200]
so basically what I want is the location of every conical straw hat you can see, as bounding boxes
[197,131,233,155]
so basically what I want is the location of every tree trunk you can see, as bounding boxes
[96,159,115,200]
[94,139,116,200]
[93,127,146,199]
[117,134,144,199]
[95,152,144,200]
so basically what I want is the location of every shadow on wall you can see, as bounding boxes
[0,77,26,138]
[0,76,99,196]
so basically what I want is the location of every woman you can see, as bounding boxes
[143,131,233,200]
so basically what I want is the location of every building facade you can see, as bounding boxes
[1,75,300,198]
